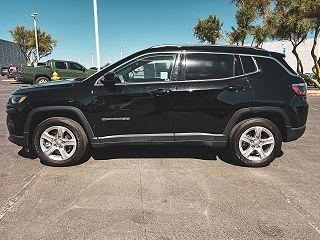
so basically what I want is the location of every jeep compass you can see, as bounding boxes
[6,45,309,167]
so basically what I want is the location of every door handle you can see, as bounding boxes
[224,85,244,91]
[150,88,172,96]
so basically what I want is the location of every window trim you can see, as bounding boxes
[93,50,297,86]
[55,61,67,70]
[180,52,244,82]
[95,52,180,86]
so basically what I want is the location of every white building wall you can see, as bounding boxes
[261,38,320,74]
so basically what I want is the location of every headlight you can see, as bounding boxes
[9,95,27,104]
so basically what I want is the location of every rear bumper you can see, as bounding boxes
[285,125,306,142]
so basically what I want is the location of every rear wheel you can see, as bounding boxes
[229,118,282,167]
[34,76,50,85]
[33,117,88,166]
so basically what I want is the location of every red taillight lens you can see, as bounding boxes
[17,67,24,75]
[292,83,307,96]
[8,67,13,74]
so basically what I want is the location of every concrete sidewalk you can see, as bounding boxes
[308,89,320,96]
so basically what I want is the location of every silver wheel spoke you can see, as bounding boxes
[240,135,253,144]
[63,139,76,146]
[57,126,65,138]
[256,147,267,159]
[42,132,55,143]
[44,146,56,156]
[261,137,274,146]
[255,127,263,139]
[243,146,255,158]
[58,148,68,160]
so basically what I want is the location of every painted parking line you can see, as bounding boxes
[1,79,16,82]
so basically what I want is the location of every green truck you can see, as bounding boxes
[17,60,96,84]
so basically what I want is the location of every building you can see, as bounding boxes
[261,38,320,74]
[0,39,27,68]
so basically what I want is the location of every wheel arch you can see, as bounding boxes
[24,106,95,146]
[224,107,291,141]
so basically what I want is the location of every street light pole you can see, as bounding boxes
[120,46,123,59]
[31,13,40,63]
[92,0,101,71]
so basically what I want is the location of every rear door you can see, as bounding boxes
[53,61,70,80]
[174,52,251,141]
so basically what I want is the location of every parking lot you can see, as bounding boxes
[0,77,319,240]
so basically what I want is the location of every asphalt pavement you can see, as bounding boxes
[0,77,320,240]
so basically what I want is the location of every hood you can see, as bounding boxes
[13,79,78,95]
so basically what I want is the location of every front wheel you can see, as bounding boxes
[229,118,282,167]
[33,117,88,166]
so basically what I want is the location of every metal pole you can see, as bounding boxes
[31,13,40,62]
[93,0,101,71]
[91,53,94,67]
[120,46,123,59]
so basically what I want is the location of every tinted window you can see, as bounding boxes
[241,56,257,74]
[69,62,83,71]
[116,54,175,83]
[55,61,67,70]
[185,54,235,80]
[255,57,288,78]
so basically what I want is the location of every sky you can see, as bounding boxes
[0,0,237,68]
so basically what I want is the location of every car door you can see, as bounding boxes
[68,62,87,79]
[91,53,179,143]
[174,52,251,142]
[53,61,70,80]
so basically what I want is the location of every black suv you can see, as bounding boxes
[6,45,308,167]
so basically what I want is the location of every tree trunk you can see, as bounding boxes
[311,22,320,82]
[292,45,304,76]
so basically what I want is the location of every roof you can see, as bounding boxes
[148,44,271,57]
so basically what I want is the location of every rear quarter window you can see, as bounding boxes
[240,56,257,74]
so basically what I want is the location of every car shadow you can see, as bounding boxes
[89,145,244,167]
[18,145,269,168]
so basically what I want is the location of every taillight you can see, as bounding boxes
[292,83,307,96]
[17,67,24,75]
[8,67,13,74]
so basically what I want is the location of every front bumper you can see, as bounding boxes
[8,133,29,147]
[285,125,306,142]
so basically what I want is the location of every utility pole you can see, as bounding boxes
[93,0,101,71]
[31,13,40,63]
[91,53,94,67]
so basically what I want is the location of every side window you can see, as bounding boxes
[184,53,235,81]
[55,61,67,70]
[116,54,176,83]
[255,57,289,78]
[240,56,257,74]
[69,62,83,71]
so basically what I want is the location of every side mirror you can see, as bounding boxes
[101,72,120,88]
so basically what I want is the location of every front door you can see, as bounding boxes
[174,52,251,141]
[92,53,179,143]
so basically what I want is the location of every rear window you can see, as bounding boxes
[241,56,257,74]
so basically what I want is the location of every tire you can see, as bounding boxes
[33,117,88,166]
[229,118,282,167]
[34,76,50,85]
